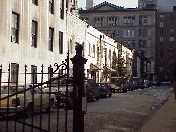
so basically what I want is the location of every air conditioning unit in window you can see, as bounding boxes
[11,36,16,42]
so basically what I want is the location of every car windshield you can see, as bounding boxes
[1,87,25,94]
[97,83,105,87]
[132,78,142,82]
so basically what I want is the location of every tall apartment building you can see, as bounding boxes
[138,0,176,12]
[79,1,156,80]
[138,0,157,9]
[155,12,176,82]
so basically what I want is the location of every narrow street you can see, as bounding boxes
[0,85,173,132]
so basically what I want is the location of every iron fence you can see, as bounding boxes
[0,56,72,132]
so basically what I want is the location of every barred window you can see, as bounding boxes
[49,27,54,52]
[49,0,54,14]
[11,12,19,43]
[32,0,38,6]
[11,63,19,84]
[31,20,38,48]
[59,31,63,54]
[94,17,104,27]
[60,0,64,19]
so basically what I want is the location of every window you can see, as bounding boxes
[143,40,146,48]
[170,37,174,42]
[160,37,163,42]
[170,14,174,21]
[159,67,163,72]
[160,51,163,58]
[32,0,38,5]
[139,29,142,36]
[31,20,38,48]
[139,16,142,25]
[143,29,147,36]
[11,63,19,84]
[170,43,172,50]
[107,30,111,37]
[59,31,63,54]
[100,30,105,34]
[11,12,19,43]
[170,29,174,35]
[49,0,54,14]
[127,30,130,36]
[94,17,104,27]
[132,29,135,37]
[93,44,95,58]
[159,43,163,50]
[108,17,119,27]
[124,30,127,36]
[123,17,127,26]
[127,17,131,26]
[143,16,147,25]
[60,0,64,19]
[139,40,142,47]
[49,27,54,52]
[123,40,127,46]
[160,22,163,28]
[132,40,135,47]
[31,65,37,84]
[127,40,131,47]
[88,43,91,56]
[124,17,135,26]
[132,17,135,26]
[114,30,119,36]
[160,14,164,20]
[160,29,164,36]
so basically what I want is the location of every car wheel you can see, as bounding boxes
[96,94,100,100]
[46,101,53,113]
[26,104,33,118]
[91,94,94,102]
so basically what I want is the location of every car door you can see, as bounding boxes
[30,88,40,110]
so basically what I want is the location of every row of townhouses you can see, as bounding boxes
[79,0,176,82]
[0,0,133,86]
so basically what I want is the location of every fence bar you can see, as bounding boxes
[14,64,19,132]
[6,64,10,131]
[0,64,2,113]
[57,71,60,132]
[65,51,69,132]
[40,64,43,132]
[31,69,35,132]
[23,65,27,131]
[48,65,51,131]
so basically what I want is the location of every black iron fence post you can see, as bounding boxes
[71,44,87,132]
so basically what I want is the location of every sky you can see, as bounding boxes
[78,0,138,9]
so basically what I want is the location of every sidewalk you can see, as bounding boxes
[140,92,176,132]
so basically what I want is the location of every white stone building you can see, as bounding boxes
[0,0,132,87]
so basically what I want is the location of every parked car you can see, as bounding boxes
[97,83,112,98]
[144,80,152,88]
[85,78,99,102]
[125,78,137,91]
[151,80,161,86]
[0,84,55,118]
[43,77,74,107]
[161,81,171,85]
[132,77,144,89]
[110,77,128,93]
